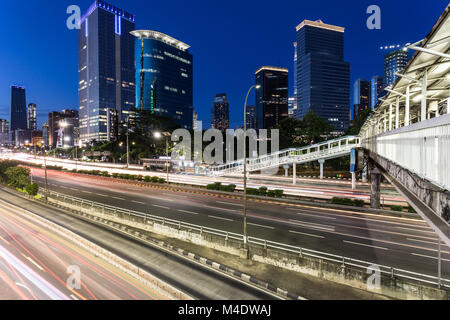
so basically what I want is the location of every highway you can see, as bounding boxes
[0,187,279,300]
[0,194,172,300]
[30,168,449,282]
[12,154,405,205]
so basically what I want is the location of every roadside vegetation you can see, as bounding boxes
[0,160,39,197]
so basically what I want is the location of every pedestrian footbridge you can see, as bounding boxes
[208,136,360,177]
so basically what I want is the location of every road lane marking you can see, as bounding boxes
[152,204,170,210]
[295,212,337,220]
[288,219,335,232]
[71,294,80,300]
[81,191,93,194]
[26,257,45,271]
[216,201,243,207]
[178,209,199,215]
[343,241,388,251]
[95,193,108,197]
[111,196,125,200]
[247,223,274,230]
[131,200,146,205]
[208,215,233,222]
[289,230,324,239]
[411,253,450,262]
[407,238,443,246]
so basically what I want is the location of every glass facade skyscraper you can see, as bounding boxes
[78,0,136,144]
[384,49,408,88]
[211,94,230,132]
[255,66,289,130]
[295,20,350,132]
[28,103,37,131]
[10,86,27,131]
[352,79,369,120]
[370,76,384,110]
[132,30,194,130]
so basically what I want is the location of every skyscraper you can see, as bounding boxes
[211,94,230,132]
[352,79,369,120]
[78,0,136,145]
[295,19,350,132]
[10,86,27,131]
[132,30,194,130]
[0,119,9,146]
[370,76,384,110]
[28,103,37,131]
[255,66,289,130]
[246,105,257,130]
[384,49,408,88]
[48,110,79,149]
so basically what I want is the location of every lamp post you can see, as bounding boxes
[243,84,260,246]
[154,132,171,183]
[42,142,49,201]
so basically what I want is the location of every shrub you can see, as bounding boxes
[136,175,144,181]
[102,172,110,177]
[5,167,30,189]
[273,190,284,198]
[390,205,404,212]
[353,199,365,207]
[25,183,39,196]
[246,188,260,196]
[151,176,159,183]
[331,197,355,206]
[158,178,166,184]
[144,176,152,183]
[407,205,417,213]
[259,187,268,196]
[112,173,119,178]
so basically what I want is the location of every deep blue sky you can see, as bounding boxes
[0,0,447,129]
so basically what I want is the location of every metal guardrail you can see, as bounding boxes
[44,190,450,290]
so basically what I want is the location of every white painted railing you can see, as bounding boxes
[209,136,360,177]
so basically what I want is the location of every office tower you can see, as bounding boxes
[132,30,194,130]
[255,66,289,130]
[211,94,230,132]
[48,110,79,149]
[352,79,370,120]
[28,103,37,131]
[384,49,408,88]
[288,96,296,117]
[42,123,49,147]
[10,86,27,132]
[295,19,350,132]
[193,111,200,131]
[78,0,136,145]
[293,42,298,112]
[246,105,257,130]
[370,76,384,110]
[0,119,9,146]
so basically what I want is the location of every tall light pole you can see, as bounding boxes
[154,132,171,183]
[42,142,49,201]
[243,84,260,246]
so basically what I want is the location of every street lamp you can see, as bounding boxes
[154,131,171,183]
[243,84,261,247]
[41,141,49,201]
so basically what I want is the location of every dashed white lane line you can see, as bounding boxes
[111,196,125,200]
[216,201,243,207]
[295,212,337,220]
[208,215,234,222]
[152,204,171,210]
[289,230,324,239]
[26,257,45,271]
[81,191,93,194]
[95,193,108,197]
[407,238,444,246]
[343,240,389,251]
[247,223,275,230]
[178,209,199,215]
[411,253,450,262]
[131,200,146,205]
[288,219,335,232]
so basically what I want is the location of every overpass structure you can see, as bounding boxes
[360,4,450,247]
[208,136,360,181]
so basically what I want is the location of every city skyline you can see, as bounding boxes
[0,0,447,130]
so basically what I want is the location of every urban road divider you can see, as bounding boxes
[0,189,191,301]
[40,169,417,219]
[41,189,449,300]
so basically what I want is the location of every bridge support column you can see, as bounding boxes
[351,172,356,190]
[283,165,289,177]
[293,162,297,185]
[370,168,381,209]
[318,159,325,180]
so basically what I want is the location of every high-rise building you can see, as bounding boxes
[288,96,296,117]
[0,119,9,146]
[132,30,194,130]
[292,42,298,113]
[211,94,230,133]
[10,86,27,132]
[78,0,136,145]
[246,105,257,130]
[28,103,37,131]
[255,66,289,130]
[370,76,384,110]
[295,19,350,132]
[42,123,49,147]
[352,79,370,120]
[193,110,200,131]
[384,49,408,88]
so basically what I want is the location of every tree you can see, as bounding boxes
[275,118,304,150]
[347,108,373,136]
[5,167,30,189]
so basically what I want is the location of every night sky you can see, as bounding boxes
[0,0,447,129]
